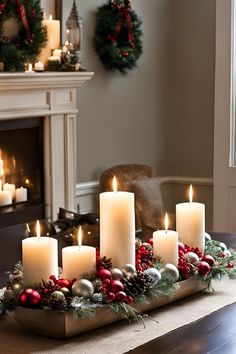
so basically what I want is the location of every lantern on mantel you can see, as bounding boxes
[66,0,82,52]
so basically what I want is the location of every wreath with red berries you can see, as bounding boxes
[0,0,47,71]
[93,0,143,74]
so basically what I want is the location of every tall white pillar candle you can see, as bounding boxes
[153,213,179,265]
[176,185,205,250]
[15,187,27,202]
[40,15,60,64]
[100,177,135,268]
[62,226,96,280]
[0,190,12,206]
[22,220,58,286]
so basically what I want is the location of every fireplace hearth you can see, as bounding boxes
[0,71,94,272]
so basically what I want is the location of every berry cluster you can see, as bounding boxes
[97,269,133,304]
[39,276,72,299]
[135,240,155,272]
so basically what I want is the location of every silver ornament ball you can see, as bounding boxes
[144,268,162,284]
[121,264,136,277]
[110,267,123,280]
[219,242,227,251]
[184,251,199,264]
[160,263,179,282]
[72,279,94,298]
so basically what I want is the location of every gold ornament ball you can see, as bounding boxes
[12,282,22,294]
[60,287,71,297]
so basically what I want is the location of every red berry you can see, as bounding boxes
[106,292,116,302]
[147,238,153,245]
[126,295,134,304]
[100,287,107,294]
[97,269,112,281]
[116,291,127,302]
[57,278,72,289]
[227,262,234,268]
[102,278,111,287]
[179,250,185,258]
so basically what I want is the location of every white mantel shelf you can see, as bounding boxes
[0,70,94,220]
[0,71,94,91]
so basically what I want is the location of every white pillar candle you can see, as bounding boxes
[22,220,58,286]
[100,176,136,269]
[62,226,96,280]
[40,15,60,64]
[3,183,15,200]
[176,185,205,250]
[15,187,27,203]
[53,49,62,57]
[153,213,179,265]
[34,61,44,72]
[0,190,12,206]
[25,63,34,73]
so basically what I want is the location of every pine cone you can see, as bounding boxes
[48,291,67,311]
[123,271,153,297]
[9,270,23,284]
[96,256,113,271]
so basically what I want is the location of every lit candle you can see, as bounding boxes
[15,187,27,203]
[153,213,179,265]
[40,14,60,64]
[53,49,62,58]
[0,190,12,206]
[25,63,34,73]
[48,56,60,62]
[176,185,205,250]
[34,61,44,72]
[62,226,96,280]
[22,220,58,286]
[100,176,136,268]
[3,183,15,199]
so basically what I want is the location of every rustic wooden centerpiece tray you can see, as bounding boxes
[14,278,205,338]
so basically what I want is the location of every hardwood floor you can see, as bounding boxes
[127,302,236,354]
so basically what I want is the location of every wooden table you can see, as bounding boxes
[127,231,236,354]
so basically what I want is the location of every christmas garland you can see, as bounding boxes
[93,0,143,74]
[1,235,236,323]
[0,0,47,71]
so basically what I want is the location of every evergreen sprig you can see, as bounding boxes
[109,301,145,325]
[69,296,102,319]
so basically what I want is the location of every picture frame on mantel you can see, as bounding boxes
[55,0,82,51]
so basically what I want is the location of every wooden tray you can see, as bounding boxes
[14,278,206,338]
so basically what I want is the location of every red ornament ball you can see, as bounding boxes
[102,278,111,287]
[110,280,124,294]
[97,269,112,281]
[120,51,129,57]
[202,255,215,266]
[178,242,185,252]
[19,289,42,308]
[116,291,127,302]
[106,292,116,302]
[198,261,211,276]
[57,278,72,289]
[126,295,134,304]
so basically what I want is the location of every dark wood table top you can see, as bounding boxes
[127,231,236,354]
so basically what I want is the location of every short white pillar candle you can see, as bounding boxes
[3,183,16,199]
[62,226,96,280]
[15,187,27,202]
[153,213,179,265]
[22,220,58,286]
[0,190,12,206]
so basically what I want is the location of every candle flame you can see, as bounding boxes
[113,176,118,193]
[78,225,82,247]
[189,184,193,203]
[164,212,169,232]
[49,14,53,20]
[36,220,40,239]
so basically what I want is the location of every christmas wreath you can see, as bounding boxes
[93,0,143,74]
[0,0,47,71]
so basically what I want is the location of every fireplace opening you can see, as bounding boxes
[0,117,45,228]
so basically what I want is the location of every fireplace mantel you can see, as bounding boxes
[0,71,94,220]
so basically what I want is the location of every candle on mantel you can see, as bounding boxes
[176,185,205,250]
[153,213,178,265]
[3,183,15,200]
[40,14,60,64]
[0,158,4,190]
[15,187,27,203]
[62,225,96,280]
[34,61,44,72]
[100,176,136,269]
[22,220,58,286]
[0,190,12,206]
[25,63,34,73]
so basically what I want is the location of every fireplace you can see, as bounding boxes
[0,71,94,273]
